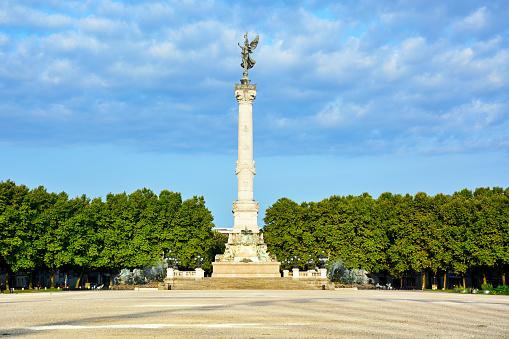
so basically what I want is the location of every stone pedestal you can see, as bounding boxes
[195,268,205,279]
[212,262,281,278]
[212,229,280,277]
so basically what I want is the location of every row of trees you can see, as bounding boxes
[0,180,225,288]
[263,187,509,287]
[3,178,508,289]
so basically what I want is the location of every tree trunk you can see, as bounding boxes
[50,267,57,288]
[422,270,426,290]
[5,272,9,290]
[400,277,403,288]
[443,272,447,290]
[29,272,33,289]
[483,272,487,285]
[75,267,85,288]
[502,272,506,286]
[49,267,55,288]
[462,274,466,289]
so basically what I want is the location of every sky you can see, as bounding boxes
[1,0,508,229]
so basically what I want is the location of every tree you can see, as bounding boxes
[0,180,30,289]
[469,188,508,285]
[41,191,76,287]
[66,196,104,288]
[441,192,474,288]
[263,198,305,263]
[170,196,215,271]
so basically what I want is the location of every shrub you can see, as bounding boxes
[494,285,509,295]
[481,283,493,291]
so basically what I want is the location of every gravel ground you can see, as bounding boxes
[1,289,508,338]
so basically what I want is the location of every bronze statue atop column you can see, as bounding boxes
[238,31,259,84]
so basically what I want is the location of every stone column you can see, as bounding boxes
[232,84,259,234]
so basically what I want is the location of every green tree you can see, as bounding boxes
[263,198,306,264]
[169,196,215,271]
[41,191,77,287]
[0,180,30,289]
[66,196,104,288]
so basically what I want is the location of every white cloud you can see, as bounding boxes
[78,15,141,39]
[451,7,487,33]
[41,32,106,53]
[0,5,72,29]
[441,100,503,130]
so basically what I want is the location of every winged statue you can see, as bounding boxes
[238,31,259,78]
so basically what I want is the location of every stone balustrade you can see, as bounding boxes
[284,268,327,279]
[166,268,204,280]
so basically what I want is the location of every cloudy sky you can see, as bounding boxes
[1,0,508,229]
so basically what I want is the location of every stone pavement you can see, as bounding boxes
[1,289,508,338]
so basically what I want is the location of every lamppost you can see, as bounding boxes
[163,249,173,269]
[282,257,289,270]
[194,254,203,269]
[307,254,315,271]
[293,255,300,269]
[164,249,180,270]
[318,250,329,269]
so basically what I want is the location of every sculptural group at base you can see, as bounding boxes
[212,227,281,278]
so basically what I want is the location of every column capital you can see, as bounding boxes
[235,88,256,104]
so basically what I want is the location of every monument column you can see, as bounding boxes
[232,84,259,234]
[212,32,280,278]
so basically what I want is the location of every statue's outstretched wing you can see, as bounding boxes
[249,36,259,51]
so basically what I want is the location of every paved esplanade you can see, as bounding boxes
[2,290,508,338]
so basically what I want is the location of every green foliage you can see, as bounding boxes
[481,283,493,291]
[3,178,509,286]
[0,180,217,276]
[211,230,228,256]
[494,285,509,295]
[263,186,509,283]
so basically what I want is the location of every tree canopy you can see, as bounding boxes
[0,180,217,285]
[263,187,509,285]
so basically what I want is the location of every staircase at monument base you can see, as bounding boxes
[166,277,334,290]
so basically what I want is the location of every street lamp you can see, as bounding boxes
[307,254,315,271]
[163,249,173,268]
[293,255,300,269]
[319,250,329,269]
[194,254,203,269]
[282,257,289,270]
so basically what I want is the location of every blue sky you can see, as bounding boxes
[1,0,508,229]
